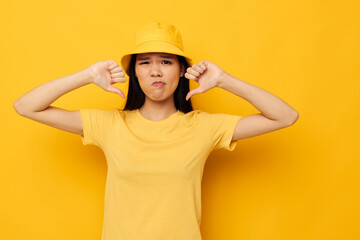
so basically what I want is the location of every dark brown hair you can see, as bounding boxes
[122,54,193,113]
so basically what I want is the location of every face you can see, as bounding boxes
[135,52,184,102]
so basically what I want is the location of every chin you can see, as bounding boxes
[146,93,174,102]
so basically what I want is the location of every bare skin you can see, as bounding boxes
[134,52,185,121]
[13,60,127,136]
[13,53,299,141]
[184,59,299,140]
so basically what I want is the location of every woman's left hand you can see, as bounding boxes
[184,60,225,101]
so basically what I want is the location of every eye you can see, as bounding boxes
[162,60,171,64]
[139,61,148,65]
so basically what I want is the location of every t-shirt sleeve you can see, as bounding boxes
[201,112,243,151]
[79,108,116,147]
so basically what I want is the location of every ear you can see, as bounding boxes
[180,64,185,77]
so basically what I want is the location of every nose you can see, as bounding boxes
[150,63,163,77]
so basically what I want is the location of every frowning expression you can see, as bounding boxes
[135,52,184,102]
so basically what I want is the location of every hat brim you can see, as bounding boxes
[120,41,193,76]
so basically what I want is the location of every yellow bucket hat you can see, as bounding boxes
[120,22,193,76]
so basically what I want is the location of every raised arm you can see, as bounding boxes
[184,59,299,141]
[217,71,299,140]
[13,60,127,136]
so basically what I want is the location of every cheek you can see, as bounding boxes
[169,79,180,92]
[135,65,146,77]
[135,69,146,85]
[168,70,181,87]
[168,66,181,78]
[134,67,140,77]
[137,78,148,92]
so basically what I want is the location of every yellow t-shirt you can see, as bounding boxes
[80,108,242,240]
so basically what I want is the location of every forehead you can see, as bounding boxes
[136,52,177,60]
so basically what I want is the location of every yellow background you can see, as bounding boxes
[1,0,359,239]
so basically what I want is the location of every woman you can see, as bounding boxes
[13,22,299,240]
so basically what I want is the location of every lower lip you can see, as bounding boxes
[153,82,165,87]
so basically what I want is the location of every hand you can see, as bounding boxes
[86,60,127,98]
[184,60,225,101]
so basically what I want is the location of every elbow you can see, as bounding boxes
[285,110,299,126]
[13,99,26,116]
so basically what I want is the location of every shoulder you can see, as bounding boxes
[185,109,208,117]
[81,108,119,114]
[80,108,124,121]
[188,109,225,120]
[181,109,207,121]
[181,109,221,128]
[189,109,242,127]
[114,108,136,118]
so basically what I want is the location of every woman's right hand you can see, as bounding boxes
[86,60,127,98]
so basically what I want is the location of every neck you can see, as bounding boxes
[139,96,177,121]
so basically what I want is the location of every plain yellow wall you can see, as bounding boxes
[1,0,359,239]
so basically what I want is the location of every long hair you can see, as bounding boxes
[122,54,193,113]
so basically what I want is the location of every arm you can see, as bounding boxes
[217,71,299,140]
[185,60,299,141]
[13,60,126,136]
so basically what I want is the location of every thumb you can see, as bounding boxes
[107,85,125,98]
[186,88,202,101]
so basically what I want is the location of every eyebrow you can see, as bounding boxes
[137,55,175,61]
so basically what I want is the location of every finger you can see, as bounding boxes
[186,87,203,101]
[200,60,208,66]
[187,67,201,76]
[184,72,198,80]
[198,62,206,71]
[193,64,204,73]
[110,66,123,73]
[186,68,201,77]
[111,77,127,83]
[111,72,125,78]
[107,85,125,98]
[108,61,118,69]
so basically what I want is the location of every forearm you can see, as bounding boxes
[14,68,93,114]
[217,72,298,123]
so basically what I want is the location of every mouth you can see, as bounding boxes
[152,81,166,87]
